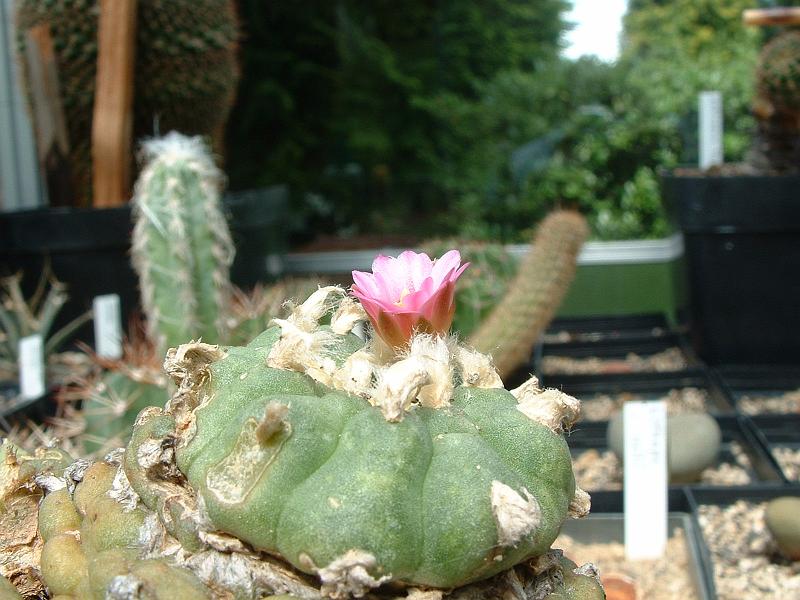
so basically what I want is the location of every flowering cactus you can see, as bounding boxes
[352,250,469,348]
[0,252,603,600]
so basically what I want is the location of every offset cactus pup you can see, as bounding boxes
[0,282,603,599]
[765,496,800,560]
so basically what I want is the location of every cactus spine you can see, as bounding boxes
[752,30,800,172]
[468,210,589,379]
[131,132,234,356]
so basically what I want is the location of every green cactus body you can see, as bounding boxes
[173,367,573,587]
[15,0,239,205]
[36,462,211,599]
[131,133,234,355]
[753,30,800,172]
[0,289,601,599]
[0,577,21,600]
[468,211,589,379]
[118,287,590,597]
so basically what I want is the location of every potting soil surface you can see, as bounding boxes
[737,389,800,415]
[579,387,710,422]
[772,446,800,482]
[698,500,800,599]
[540,347,688,375]
[572,443,752,491]
[555,527,699,600]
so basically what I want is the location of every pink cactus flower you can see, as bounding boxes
[352,250,469,348]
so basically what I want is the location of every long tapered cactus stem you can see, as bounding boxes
[131,132,235,355]
[468,210,589,379]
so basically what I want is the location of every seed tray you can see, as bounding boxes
[556,488,712,600]
[713,365,800,417]
[566,416,783,493]
[533,334,703,389]
[745,415,800,483]
[553,371,734,417]
[688,486,800,600]
[542,313,673,344]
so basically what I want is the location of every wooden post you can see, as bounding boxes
[743,7,800,27]
[20,24,73,206]
[91,0,137,208]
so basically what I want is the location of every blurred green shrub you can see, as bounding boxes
[226,0,762,242]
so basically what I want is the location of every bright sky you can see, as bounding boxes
[563,0,628,62]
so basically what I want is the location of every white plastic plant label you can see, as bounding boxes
[699,91,723,170]
[18,334,45,400]
[93,294,123,359]
[623,400,668,560]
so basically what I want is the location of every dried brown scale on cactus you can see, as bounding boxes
[0,285,603,599]
[468,211,589,379]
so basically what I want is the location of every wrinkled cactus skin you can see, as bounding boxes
[167,328,574,587]
[37,462,210,599]
[1,289,602,599]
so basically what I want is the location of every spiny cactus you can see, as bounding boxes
[752,30,800,172]
[420,241,517,338]
[225,278,326,347]
[132,132,234,356]
[468,210,589,379]
[0,271,92,386]
[0,287,603,600]
[15,0,240,205]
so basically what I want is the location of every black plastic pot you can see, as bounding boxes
[688,486,800,600]
[566,415,783,492]
[0,382,55,423]
[745,415,800,484]
[661,171,800,364]
[0,186,289,344]
[565,370,734,418]
[713,365,800,420]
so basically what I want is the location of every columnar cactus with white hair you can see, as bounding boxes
[0,251,603,600]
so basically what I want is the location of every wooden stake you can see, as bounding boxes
[21,24,73,206]
[743,7,800,27]
[91,0,137,208]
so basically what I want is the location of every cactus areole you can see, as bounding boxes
[121,251,590,598]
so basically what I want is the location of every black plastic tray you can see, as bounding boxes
[688,485,800,600]
[713,365,800,419]
[534,334,704,390]
[568,370,735,419]
[566,416,784,492]
[745,415,800,484]
[542,313,673,344]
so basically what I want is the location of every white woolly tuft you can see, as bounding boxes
[139,132,218,167]
[512,378,581,433]
[406,334,455,409]
[491,481,542,547]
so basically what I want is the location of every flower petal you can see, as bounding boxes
[430,250,462,285]
[352,270,380,297]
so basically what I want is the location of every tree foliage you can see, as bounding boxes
[226,0,766,242]
[226,0,568,239]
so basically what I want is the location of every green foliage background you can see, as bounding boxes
[226,0,766,242]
